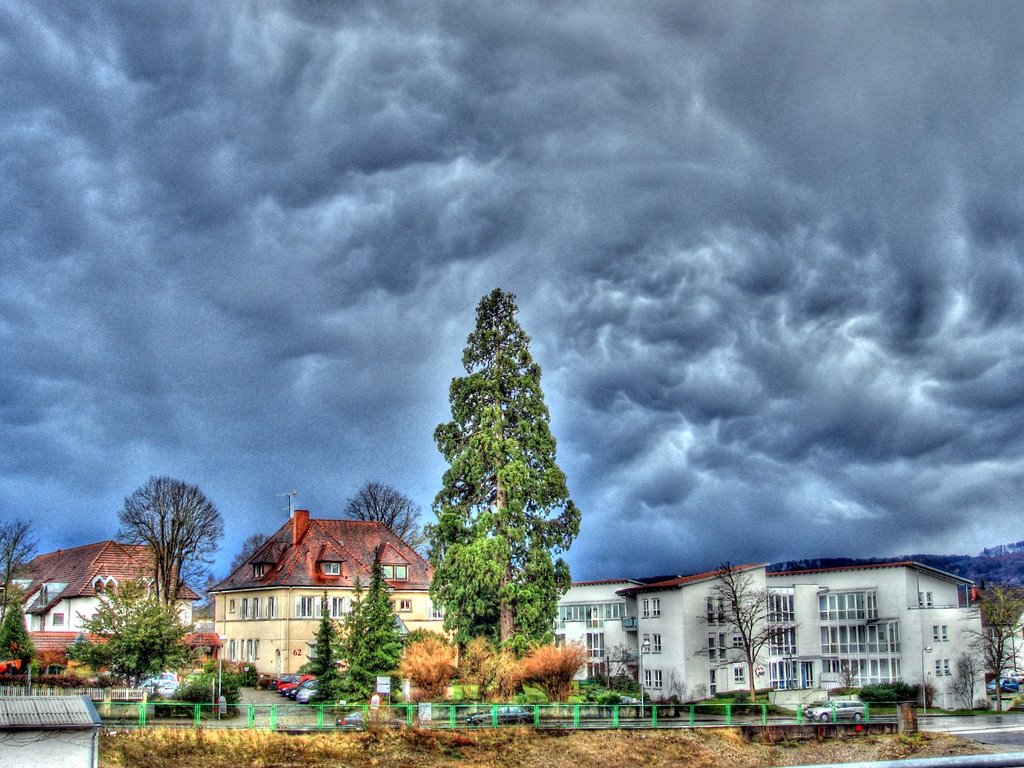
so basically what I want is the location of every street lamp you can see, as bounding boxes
[639,637,651,713]
[921,645,933,717]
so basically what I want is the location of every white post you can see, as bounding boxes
[922,645,933,717]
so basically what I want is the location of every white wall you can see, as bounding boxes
[0,729,97,768]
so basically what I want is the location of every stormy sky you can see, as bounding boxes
[3,2,1024,583]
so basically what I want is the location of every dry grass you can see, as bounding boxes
[100,727,989,768]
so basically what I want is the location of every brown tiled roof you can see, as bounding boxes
[23,541,200,613]
[210,513,432,593]
[185,632,222,649]
[616,563,766,597]
[29,631,87,653]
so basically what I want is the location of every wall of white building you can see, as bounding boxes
[558,562,985,710]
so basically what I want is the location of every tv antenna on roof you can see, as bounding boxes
[277,490,299,518]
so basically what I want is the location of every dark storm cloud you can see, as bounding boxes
[2,1,1024,581]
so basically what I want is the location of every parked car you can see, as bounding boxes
[278,674,316,696]
[294,680,319,704]
[285,677,316,699]
[141,672,180,698]
[804,701,866,722]
[271,673,301,691]
[336,710,404,729]
[464,705,533,725]
[987,678,1020,693]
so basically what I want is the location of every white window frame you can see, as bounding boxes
[323,562,341,576]
[295,595,316,619]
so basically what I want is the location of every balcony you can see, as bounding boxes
[622,616,638,631]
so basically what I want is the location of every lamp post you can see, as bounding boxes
[639,637,651,714]
[921,645,933,717]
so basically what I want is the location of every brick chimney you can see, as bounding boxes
[293,509,311,545]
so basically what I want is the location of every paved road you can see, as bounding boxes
[925,715,1024,750]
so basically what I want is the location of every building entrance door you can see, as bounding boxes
[800,661,814,688]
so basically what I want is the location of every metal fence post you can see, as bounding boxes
[725,703,732,726]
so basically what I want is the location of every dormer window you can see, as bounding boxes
[380,564,408,580]
[322,562,341,576]
[253,564,266,578]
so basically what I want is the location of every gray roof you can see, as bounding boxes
[0,696,102,730]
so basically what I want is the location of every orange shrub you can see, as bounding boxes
[517,643,587,703]
[399,633,457,701]
[458,636,520,701]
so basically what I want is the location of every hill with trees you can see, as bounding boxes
[771,543,1024,587]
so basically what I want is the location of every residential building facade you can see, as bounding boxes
[766,561,982,710]
[556,580,637,681]
[18,541,199,655]
[209,509,443,676]
[557,560,984,709]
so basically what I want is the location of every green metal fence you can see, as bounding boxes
[93,700,873,731]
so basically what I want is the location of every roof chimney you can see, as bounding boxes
[293,509,310,545]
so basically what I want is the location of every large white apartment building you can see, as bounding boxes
[557,560,984,710]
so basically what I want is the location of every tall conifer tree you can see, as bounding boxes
[335,549,403,700]
[429,288,581,648]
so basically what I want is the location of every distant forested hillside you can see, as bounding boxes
[771,545,1024,586]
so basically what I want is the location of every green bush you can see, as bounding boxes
[176,671,242,705]
[859,682,920,703]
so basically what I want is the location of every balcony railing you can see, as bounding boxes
[622,616,638,631]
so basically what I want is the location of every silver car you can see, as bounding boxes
[805,700,866,722]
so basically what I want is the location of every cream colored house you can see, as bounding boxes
[210,510,443,676]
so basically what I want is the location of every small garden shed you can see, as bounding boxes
[0,695,102,768]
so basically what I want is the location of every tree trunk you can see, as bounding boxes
[497,477,514,644]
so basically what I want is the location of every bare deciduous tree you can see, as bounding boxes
[119,476,223,606]
[701,563,779,701]
[344,481,425,551]
[838,659,860,689]
[229,532,269,574]
[951,652,981,709]
[0,520,35,620]
[968,587,1024,711]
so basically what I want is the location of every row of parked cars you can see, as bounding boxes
[271,673,319,703]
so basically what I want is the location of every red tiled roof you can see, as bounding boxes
[185,633,222,649]
[210,513,432,593]
[616,563,766,597]
[29,632,86,652]
[23,541,201,612]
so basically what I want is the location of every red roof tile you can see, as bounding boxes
[616,563,766,596]
[23,541,200,612]
[211,514,432,593]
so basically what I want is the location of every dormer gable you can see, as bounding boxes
[377,543,411,581]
